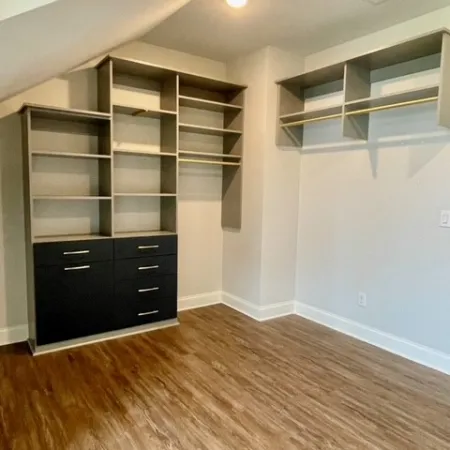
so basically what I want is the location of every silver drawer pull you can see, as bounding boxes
[138,310,159,317]
[63,250,90,255]
[138,265,159,271]
[138,287,159,293]
[64,265,90,271]
[138,245,159,250]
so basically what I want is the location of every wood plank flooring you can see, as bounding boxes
[1,305,450,449]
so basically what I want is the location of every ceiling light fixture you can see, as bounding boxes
[226,0,247,8]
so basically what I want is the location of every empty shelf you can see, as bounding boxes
[113,103,176,118]
[114,230,177,239]
[280,105,342,127]
[20,104,111,124]
[179,158,241,167]
[33,233,111,243]
[114,193,176,197]
[179,150,241,160]
[114,147,176,157]
[179,95,242,112]
[179,123,242,137]
[33,196,112,201]
[345,86,439,116]
[32,151,111,159]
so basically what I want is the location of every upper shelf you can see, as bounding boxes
[113,103,176,118]
[345,86,439,115]
[179,123,242,137]
[20,104,111,124]
[179,95,243,112]
[32,150,111,160]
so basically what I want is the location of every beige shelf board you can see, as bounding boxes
[281,112,342,128]
[179,158,241,167]
[33,233,111,243]
[179,150,241,160]
[20,103,111,123]
[179,123,242,137]
[277,62,346,88]
[33,195,112,201]
[114,230,177,239]
[280,105,343,124]
[113,103,176,118]
[179,95,243,112]
[114,193,177,197]
[32,150,111,160]
[114,147,176,157]
[345,86,439,115]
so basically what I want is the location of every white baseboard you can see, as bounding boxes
[0,324,28,346]
[178,291,222,311]
[222,292,295,321]
[295,302,450,375]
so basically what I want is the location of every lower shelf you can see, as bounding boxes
[179,158,241,167]
[114,230,177,238]
[33,233,111,243]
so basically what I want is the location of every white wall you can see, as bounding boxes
[297,8,450,355]
[0,0,60,21]
[0,41,227,335]
[223,47,303,308]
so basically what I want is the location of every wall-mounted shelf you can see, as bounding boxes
[179,123,242,137]
[32,151,111,159]
[20,104,111,124]
[33,196,112,201]
[114,193,177,197]
[179,150,241,160]
[33,233,111,243]
[179,159,241,167]
[179,95,243,112]
[113,103,177,118]
[114,230,177,239]
[277,29,450,147]
[113,145,176,157]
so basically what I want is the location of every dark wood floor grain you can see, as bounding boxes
[1,305,450,449]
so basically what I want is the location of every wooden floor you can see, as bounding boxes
[1,305,450,449]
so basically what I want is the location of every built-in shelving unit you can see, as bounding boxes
[277,29,450,147]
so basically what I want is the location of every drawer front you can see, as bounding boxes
[34,239,113,267]
[35,260,118,345]
[130,297,177,327]
[115,255,177,282]
[115,275,177,302]
[114,235,177,260]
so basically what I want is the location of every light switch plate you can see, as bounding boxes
[440,210,450,228]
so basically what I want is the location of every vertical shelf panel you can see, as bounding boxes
[342,62,370,140]
[276,83,304,147]
[222,165,242,229]
[438,33,450,128]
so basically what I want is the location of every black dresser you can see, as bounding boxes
[33,235,178,347]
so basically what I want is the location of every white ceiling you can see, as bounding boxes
[142,0,450,61]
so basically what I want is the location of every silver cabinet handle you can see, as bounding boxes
[138,310,159,317]
[138,287,159,293]
[138,245,159,250]
[64,265,90,271]
[138,265,159,271]
[63,250,90,255]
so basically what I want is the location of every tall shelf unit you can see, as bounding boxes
[277,29,450,147]
[20,57,246,353]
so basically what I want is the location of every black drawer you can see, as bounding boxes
[129,297,177,327]
[34,239,113,267]
[34,260,118,345]
[114,235,177,260]
[115,275,177,302]
[115,255,177,282]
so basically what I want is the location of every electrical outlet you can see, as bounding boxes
[440,210,450,228]
[358,292,367,307]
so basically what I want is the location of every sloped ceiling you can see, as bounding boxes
[0,0,192,102]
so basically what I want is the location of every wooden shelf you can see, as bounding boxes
[179,123,242,137]
[345,86,439,115]
[33,196,112,201]
[179,158,241,167]
[280,105,342,127]
[114,147,176,157]
[114,230,177,239]
[33,233,111,243]
[32,151,111,159]
[20,104,111,124]
[179,95,242,112]
[114,193,176,197]
[179,150,241,160]
[113,103,176,118]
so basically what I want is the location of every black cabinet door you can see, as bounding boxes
[35,261,118,345]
